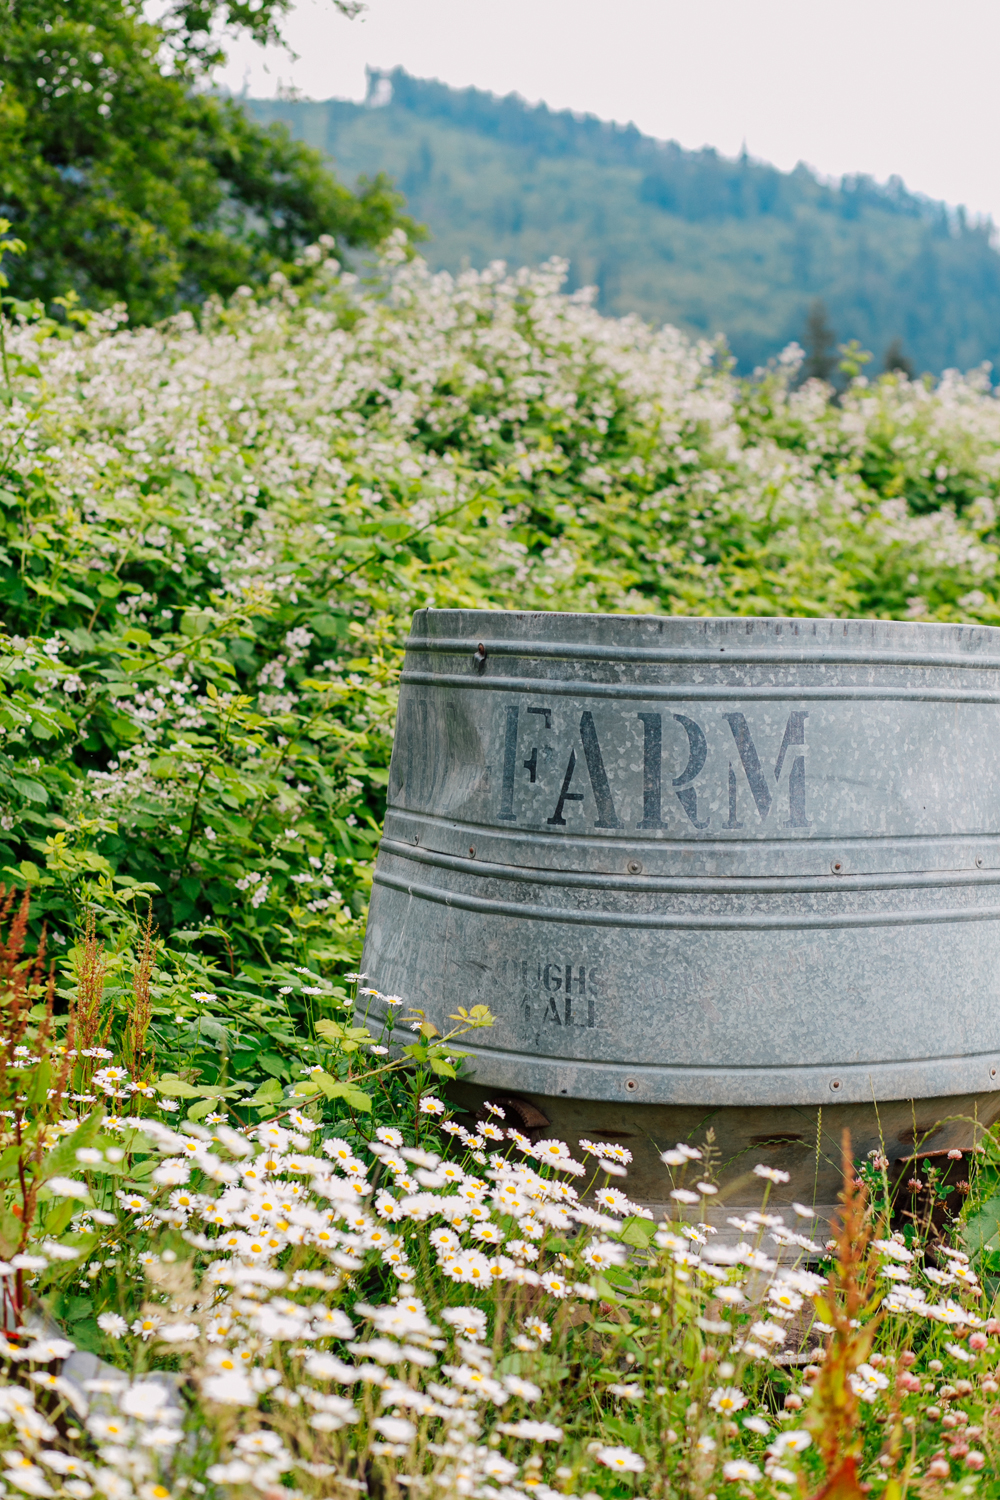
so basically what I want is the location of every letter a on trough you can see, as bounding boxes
[548,749,583,825]
[579,712,622,827]
[548,714,622,827]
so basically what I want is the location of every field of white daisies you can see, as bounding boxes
[4,899,1000,1500]
[5,219,1000,1497]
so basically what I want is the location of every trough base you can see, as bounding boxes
[448,1080,1000,1224]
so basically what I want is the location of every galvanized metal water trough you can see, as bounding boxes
[361,610,1000,1218]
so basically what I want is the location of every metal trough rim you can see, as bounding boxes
[406,632,1000,673]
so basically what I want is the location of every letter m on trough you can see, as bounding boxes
[723,712,809,828]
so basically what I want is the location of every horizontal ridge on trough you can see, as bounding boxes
[404,632,1000,671]
[373,867,1000,932]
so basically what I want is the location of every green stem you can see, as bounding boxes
[0,306,11,397]
[333,490,485,584]
[180,761,212,868]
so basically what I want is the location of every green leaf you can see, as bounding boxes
[155,1074,201,1099]
[310,613,349,639]
[0,1141,26,1181]
[497,1351,568,1380]
[46,1198,79,1237]
[963,1195,1000,1255]
[602,1417,642,1447]
[12,778,48,804]
[619,1216,657,1249]
[26,1059,52,1109]
[0,1210,21,1258]
[310,1073,372,1111]
[39,1108,104,1183]
[83,1158,128,1177]
[62,1295,93,1323]
[316,1020,371,1049]
[248,1077,283,1107]
[592,1274,623,1304]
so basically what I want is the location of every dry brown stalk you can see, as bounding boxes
[0,890,76,1319]
[805,1129,883,1500]
[124,905,159,1083]
[75,908,108,1056]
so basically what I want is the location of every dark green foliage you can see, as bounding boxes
[883,337,916,378]
[0,1,413,322]
[802,299,838,384]
[250,67,1000,374]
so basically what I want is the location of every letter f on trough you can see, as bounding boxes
[724,711,809,828]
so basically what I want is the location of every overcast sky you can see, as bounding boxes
[218,0,1000,223]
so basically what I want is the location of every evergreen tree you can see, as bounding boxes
[883,338,916,377]
[801,299,838,382]
[0,0,417,322]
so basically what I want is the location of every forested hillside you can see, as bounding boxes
[249,68,1000,374]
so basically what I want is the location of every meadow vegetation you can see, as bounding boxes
[3,222,1000,1495]
[4,906,1000,1500]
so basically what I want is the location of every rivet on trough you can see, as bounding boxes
[977,856,985,868]
[468,846,476,857]
[624,1078,639,1093]
[830,1079,843,1092]
[627,859,642,874]
[472,641,488,674]
[831,859,844,874]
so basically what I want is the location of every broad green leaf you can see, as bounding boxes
[26,1060,52,1109]
[0,1141,27,1182]
[310,1073,372,1111]
[155,1075,201,1099]
[45,1198,79,1237]
[496,1351,568,1380]
[0,1210,22,1259]
[963,1197,1000,1254]
[618,1216,657,1249]
[248,1078,283,1107]
[316,1020,371,1045]
[39,1108,104,1183]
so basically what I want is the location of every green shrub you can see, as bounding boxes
[4,238,1000,1088]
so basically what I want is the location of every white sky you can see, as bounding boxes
[217,0,1000,223]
